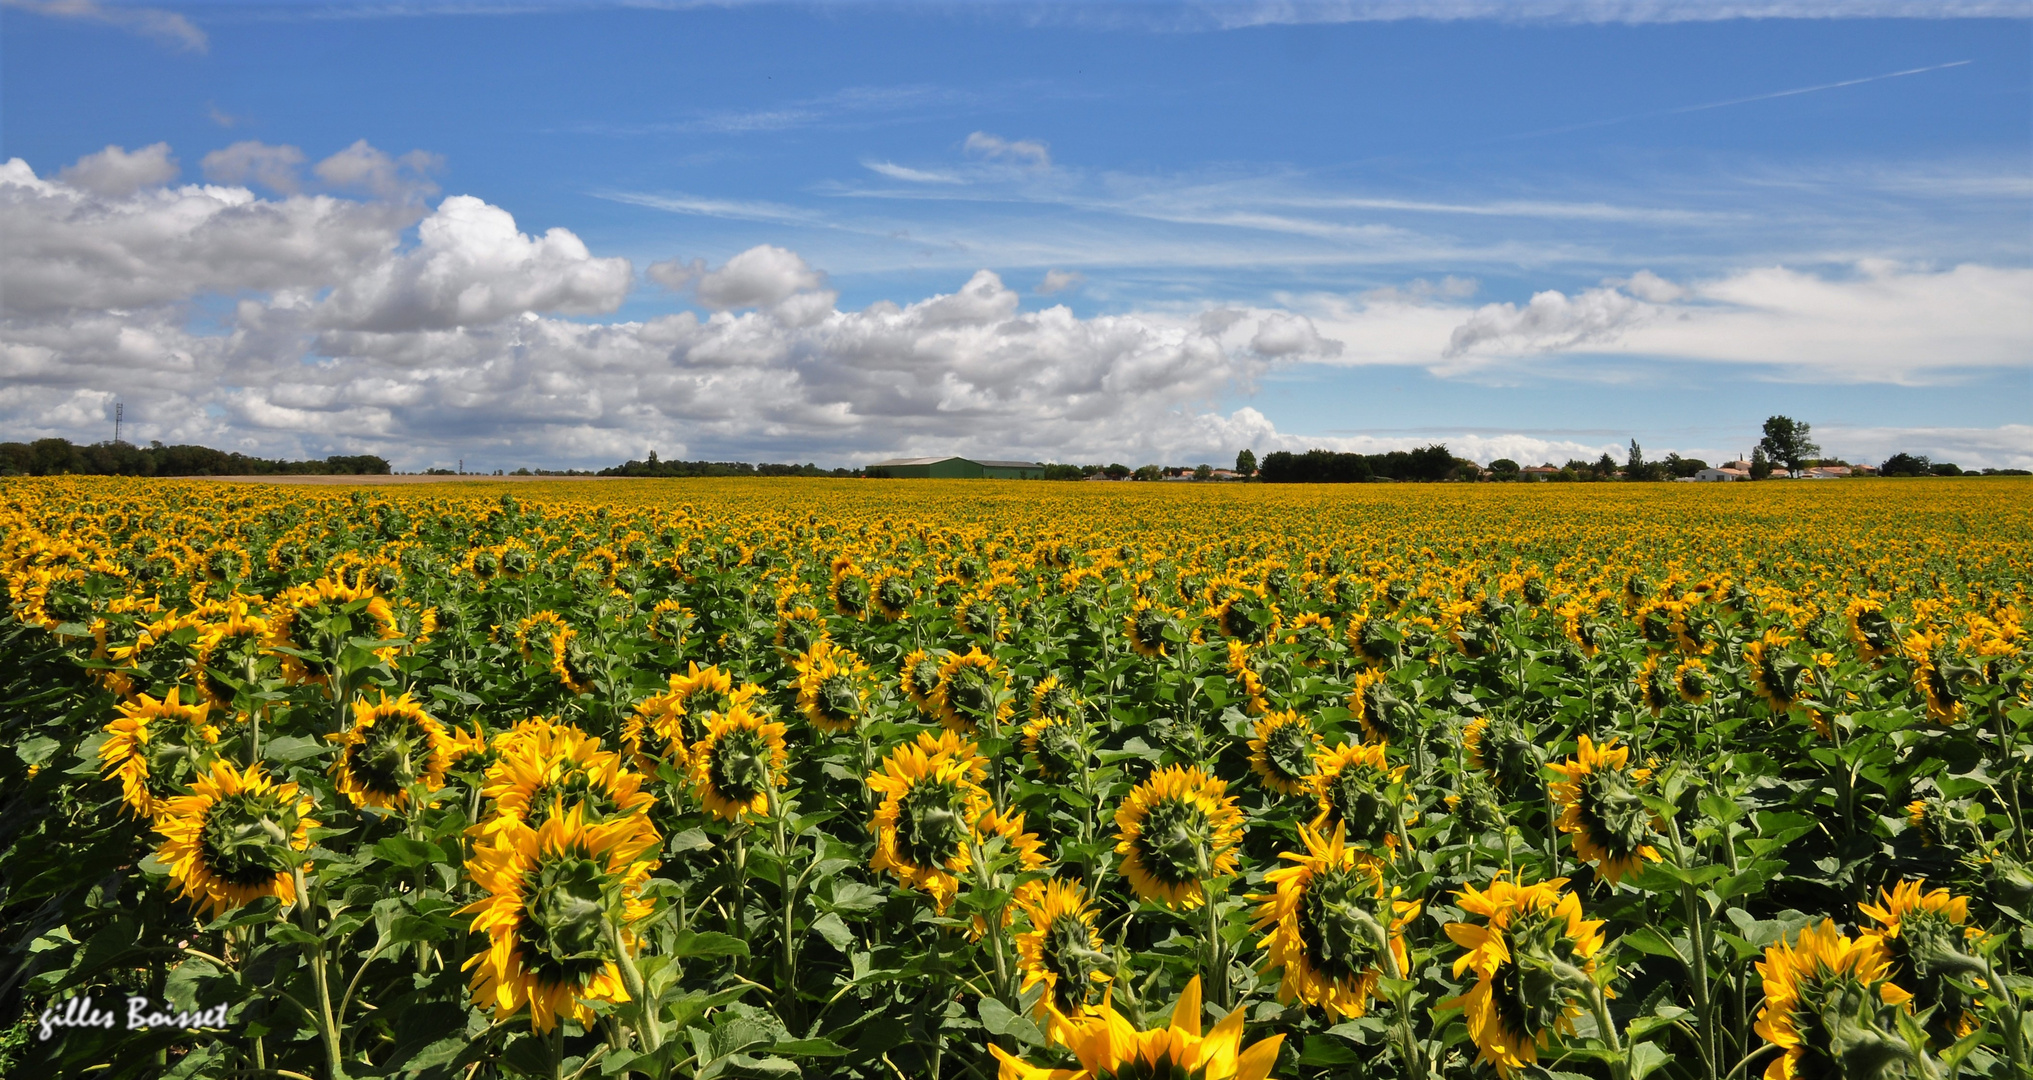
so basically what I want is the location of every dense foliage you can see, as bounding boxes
[0,439,390,478]
[3,476,2029,1080]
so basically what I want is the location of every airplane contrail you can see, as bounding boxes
[1497,59,1974,142]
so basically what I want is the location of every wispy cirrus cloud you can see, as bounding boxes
[3,0,206,52]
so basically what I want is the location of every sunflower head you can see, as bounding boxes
[991,976,1284,1080]
[481,724,657,834]
[1548,736,1660,886]
[153,759,318,917]
[1349,670,1410,744]
[688,705,789,821]
[1014,879,1111,1020]
[1846,598,1897,660]
[1754,920,1916,1080]
[1252,824,1418,1021]
[1440,876,1605,1079]
[957,592,1005,641]
[1638,654,1675,715]
[934,647,1011,733]
[868,731,991,911]
[773,602,829,656]
[1747,630,1807,711]
[646,599,693,646]
[1125,599,1179,658]
[1247,710,1322,796]
[872,572,917,620]
[1309,742,1408,852]
[1447,770,1506,834]
[794,640,873,734]
[1463,714,1537,791]
[1022,711,1088,784]
[100,688,223,818]
[832,571,870,619]
[1859,880,1985,1038]
[461,809,659,1032]
[332,690,452,810]
[900,649,945,715]
[1114,765,1245,910]
[1674,656,1710,704]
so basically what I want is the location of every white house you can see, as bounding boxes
[1694,467,1750,482]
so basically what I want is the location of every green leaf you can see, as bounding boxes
[263,734,327,763]
[672,931,750,959]
[1629,1041,1674,1080]
[767,1038,851,1058]
[809,912,855,952]
[979,998,1046,1047]
[374,835,437,869]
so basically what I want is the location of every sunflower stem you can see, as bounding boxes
[1666,818,1719,1080]
[291,865,346,1080]
[604,916,662,1054]
[1200,875,1227,1013]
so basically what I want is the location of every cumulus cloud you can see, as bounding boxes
[57,143,178,197]
[964,132,1051,169]
[864,160,964,184]
[1249,313,1344,358]
[1444,285,1653,358]
[313,140,443,200]
[1036,269,1085,295]
[312,195,634,332]
[4,0,206,53]
[694,245,827,309]
[201,141,307,194]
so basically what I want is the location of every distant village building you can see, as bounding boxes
[1694,467,1750,482]
[864,456,1045,479]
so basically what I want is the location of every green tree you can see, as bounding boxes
[1193,463,1214,480]
[1750,447,1774,480]
[1880,452,1931,477]
[1758,415,1820,477]
[1488,458,1521,481]
[1235,448,1257,477]
[1132,464,1163,481]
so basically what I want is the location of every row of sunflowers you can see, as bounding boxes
[0,476,2028,1080]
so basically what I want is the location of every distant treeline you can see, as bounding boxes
[1258,445,1467,483]
[601,451,858,478]
[0,438,390,478]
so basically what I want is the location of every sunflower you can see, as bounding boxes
[1124,598,1179,659]
[1309,742,1410,855]
[1745,630,1806,713]
[832,567,871,620]
[620,694,687,775]
[989,976,1283,1080]
[330,690,452,810]
[1348,668,1409,744]
[1845,596,1897,660]
[773,601,829,657]
[1548,736,1660,886]
[1673,656,1710,704]
[1440,875,1605,1079]
[1014,879,1111,1021]
[445,721,498,779]
[547,624,597,696]
[1206,580,1278,643]
[1754,920,1914,1080]
[1252,823,1419,1021]
[666,662,763,745]
[900,648,946,717]
[871,571,917,621]
[688,705,790,821]
[1463,714,1536,791]
[1023,711,1088,784]
[100,688,223,818]
[1247,710,1322,796]
[956,590,1007,642]
[645,598,693,646]
[1114,765,1245,910]
[934,647,1013,733]
[461,808,659,1032]
[192,602,272,707]
[1903,629,1967,725]
[1224,641,1272,716]
[1637,653,1675,715]
[793,640,874,734]
[152,759,317,917]
[1858,880,1987,1042]
[481,724,657,835]
[1348,612,1399,666]
[868,730,992,912]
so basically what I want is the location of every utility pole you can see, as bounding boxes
[113,402,123,445]
[458,457,464,475]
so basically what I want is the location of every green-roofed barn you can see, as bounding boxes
[866,456,1044,479]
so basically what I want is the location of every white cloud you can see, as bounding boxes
[1431,262,2033,380]
[4,0,206,52]
[693,245,828,309]
[1036,269,1085,295]
[313,140,443,200]
[1249,313,1343,359]
[57,143,179,197]
[201,141,307,194]
[964,132,1051,169]
[864,160,964,184]
[312,195,634,332]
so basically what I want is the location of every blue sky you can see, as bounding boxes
[2,1,2028,470]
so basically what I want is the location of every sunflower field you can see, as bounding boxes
[2,476,2030,1080]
